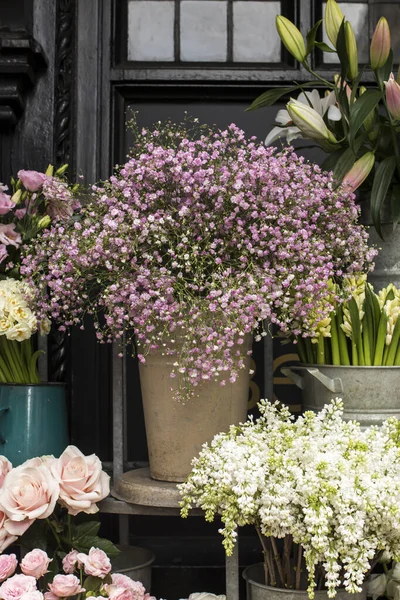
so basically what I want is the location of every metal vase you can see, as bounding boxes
[243,564,366,600]
[281,365,400,427]
[112,545,155,592]
[0,383,69,466]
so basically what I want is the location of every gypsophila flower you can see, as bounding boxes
[179,399,400,598]
[21,117,375,401]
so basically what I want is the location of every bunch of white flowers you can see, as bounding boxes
[179,400,400,598]
[0,278,49,342]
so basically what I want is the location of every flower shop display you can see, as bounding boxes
[282,277,400,426]
[0,166,81,465]
[249,0,399,236]
[21,117,374,481]
[179,399,400,600]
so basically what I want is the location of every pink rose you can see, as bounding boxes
[62,550,80,574]
[0,511,18,554]
[104,580,146,600]
[0,554,17,581]
[0,193,14,215]
[17,171,46,193]
[21,550,51,579]
[110,574,139,590]
[77,547,111,578]
[20,593,44,600]
[48,575,85,598]
[0,224,21,249]
[0,463,59,536]
[50,446,110,516]
[0,457,12,488]
[44,593,59,600]
[0,574,37,600]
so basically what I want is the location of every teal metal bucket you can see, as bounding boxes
[0,384,69,466]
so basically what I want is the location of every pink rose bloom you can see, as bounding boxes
[21,549,51,579]
[0,463,59,536]
[144,595,156,600]
[17,171,46,193]
[0,574,37,600]
[48,575,85,598]
[20,592,44,600]
[0,511,18,554]
[0,193,14,215]
[62,550,80,574]
[0,554,17,581]
[0,224,22,249]
[77,547,111,578]
[44,593,59,600]
[104,580,146,600]
[0,456,12,488]
[50,446,110,516]
[110,574,139,590]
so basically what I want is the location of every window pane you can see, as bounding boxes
[127,0,175,62]
[233,1,281,63]
[180,1,228,62]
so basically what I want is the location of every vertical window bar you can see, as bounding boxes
[227,0,233,63]
[175,0,180,62]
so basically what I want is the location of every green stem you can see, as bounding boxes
[386,318,400,365]
[330,312,341,365]
[46,518,62,550]
[351,340,359,366]
[374,310,388,365]
[336,309,350,365]
[316,335,325,364]
[363,328,372,366]
[0,337,24,383]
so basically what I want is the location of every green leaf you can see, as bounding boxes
[72,534,120,558]
[336,20,349,81]
[376,49,394,88]
[349,90,382,142]
[306,20,322,56]
[71,520,101,540]
[83,576,103,593]
[246,88,296,111]
[371,156,397,237]
[391,184,400,229]
[314,41,336,53]
[19,520,49,551]
[332,147,356,184]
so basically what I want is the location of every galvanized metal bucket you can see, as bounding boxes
[243,564,366,600]
[281,365,400,427]
[112,545,155,592]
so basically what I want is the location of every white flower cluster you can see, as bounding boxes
[0,278,50,341]
[179,400,400,598]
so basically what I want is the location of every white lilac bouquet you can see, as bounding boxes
[249,0,400,234]
[0,278,51,383]
[0,549,155,600]
[292,276,400,366]
[21,117,375,401]
[0,166,80,275]
[179,400,400,598]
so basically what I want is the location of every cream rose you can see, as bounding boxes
[50,446,109,516]
[0,456,12,489]
[0,463,59,536]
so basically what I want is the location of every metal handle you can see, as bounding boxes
[281,367,304,390]
[281,367,343,394]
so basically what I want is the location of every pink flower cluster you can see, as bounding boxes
[0,446,109,553]
[0,168,79,272]
[21,122,376,400]
[0,547,154,600]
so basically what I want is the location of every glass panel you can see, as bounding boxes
[180,0,228,62]
[233,1,281,63]
[322,2,369,64]
[127,0,175,62]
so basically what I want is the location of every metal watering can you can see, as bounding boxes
[281,365,400,427]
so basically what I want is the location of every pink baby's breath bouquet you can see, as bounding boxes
[22,117,375,401]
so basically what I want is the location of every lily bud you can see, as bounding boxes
[345,21,358,80]
[45,164,54,177]
[37,215,51,230]
[324,0,344,48]
[55,163,69,177]
[11,189,22,204]
[370,17,391,70]
[342,152,375,192]
[385,73,400,120]
[286,99,337,144]
[276,16,306,63]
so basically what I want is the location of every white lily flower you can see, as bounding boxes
[265,89,340,146]
[367,574,387,600]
